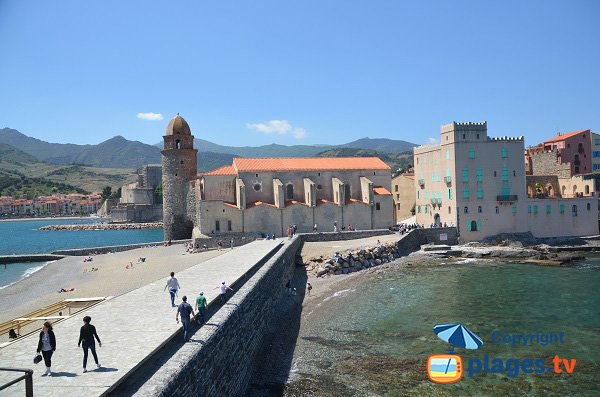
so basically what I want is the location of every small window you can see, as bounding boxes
[463,134,466,139]
[228,220,232,231]
[376,202,381,210]
[513,170,516,177]
[477,133,480,139]
[180,160,184,164]
[559,204,565,213]
[464,206,469,214]
[175,139,181,149]
[494,171,497,177]
[253,183,261,191]
[317,184,322,190]
[587,203,591,210]
[495,206,499,214]
[215,220,220,232]
[478,206,482,213]
[572,205,578,216]
[318,172,321,176]
[256,173,259,177]
[448,206,451,214]
[395,185,398,192]
[222,209,225,213]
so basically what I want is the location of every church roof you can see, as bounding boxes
[202,165,236,176]
[165,114,191,136]
[232,157,390,172]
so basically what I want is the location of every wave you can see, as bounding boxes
[0,260,54,290]
[322,288,355,303]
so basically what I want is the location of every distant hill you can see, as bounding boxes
[316,147,413,173]
[338,137,416,154]
[0,143,40,165]
[1,127,417,171]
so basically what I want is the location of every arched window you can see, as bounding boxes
[464,206,468,214]
[572,205,578,216]
[470,220,478,231]
[478,206,482,213]
[175,139,181,149]
[286,184,294,200]
[585,185,590,195]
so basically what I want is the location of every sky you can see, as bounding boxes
[0,0,598,148]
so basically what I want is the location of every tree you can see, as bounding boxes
[102,186,112,200]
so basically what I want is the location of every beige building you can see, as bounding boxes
[391,172,415,222]
[414,122,598,241]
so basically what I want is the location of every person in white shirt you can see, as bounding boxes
[164,272,181,307]
[216,281,234,303]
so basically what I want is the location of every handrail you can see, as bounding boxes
[0,367,33,397]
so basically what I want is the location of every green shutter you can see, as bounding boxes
[467,221,471,231]
[477,220,481,231]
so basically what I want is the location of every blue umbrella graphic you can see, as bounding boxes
[433,323,483,355]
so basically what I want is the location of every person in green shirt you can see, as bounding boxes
[195,292,207,324]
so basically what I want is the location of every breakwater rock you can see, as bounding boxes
[39,222,163,231]
[303,243,400,277]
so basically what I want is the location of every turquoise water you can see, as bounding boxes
[0,218,163,255]
[0,218,164,288]
[289,259,600,396]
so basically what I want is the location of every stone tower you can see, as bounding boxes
[161,114,198,240]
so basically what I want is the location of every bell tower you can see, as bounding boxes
[161,114,198,240]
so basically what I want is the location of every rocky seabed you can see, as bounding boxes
[304,244,400,277]
[39,222,163,231]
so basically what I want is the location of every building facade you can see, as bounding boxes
[414,122,598,241]
[525,129,592,176]
[391,172,415,223]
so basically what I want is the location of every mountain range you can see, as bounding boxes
[0,127,417,171]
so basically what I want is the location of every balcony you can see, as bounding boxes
[444,176,452,185]
[497,195,518,202]
[418,179,425,187]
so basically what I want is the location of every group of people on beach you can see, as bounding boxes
[35,316,102,376]
[164,272,234,341]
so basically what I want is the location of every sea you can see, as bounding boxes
[284,258,600,396]
[0,218,163,289]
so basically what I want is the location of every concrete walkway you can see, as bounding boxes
[0,239,282,396]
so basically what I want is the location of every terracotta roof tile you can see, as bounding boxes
[233,157,390,172]
[202,165,236,176]
[246,201,277,209]
[373,186,392,195]
[544,129,590,143]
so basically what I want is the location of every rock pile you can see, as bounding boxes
[303,243,400,277]
[39,222,163,231]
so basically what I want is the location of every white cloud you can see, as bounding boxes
[137,112,164,121]
[246,119,307,139]
[427,137,439,145]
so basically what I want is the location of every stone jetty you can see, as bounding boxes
[303,243,400,277]
[39,222,163,231]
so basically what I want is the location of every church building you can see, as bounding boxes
[161,114,394,240]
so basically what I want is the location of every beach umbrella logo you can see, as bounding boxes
[427,323,483,384]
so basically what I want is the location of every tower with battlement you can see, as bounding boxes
[161,114,198,240]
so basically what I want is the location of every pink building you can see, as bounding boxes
[541,129,591,176]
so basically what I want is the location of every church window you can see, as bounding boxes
[253,183,261,191]
[317,184,322,190]
[376,203,381,210]
[286,184,294,200]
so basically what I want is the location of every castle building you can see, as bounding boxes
[161,114,394,240]
[414,122,598,241]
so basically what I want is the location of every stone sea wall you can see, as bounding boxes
[136,238,301,396]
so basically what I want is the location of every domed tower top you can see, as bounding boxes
[165,113,192,136]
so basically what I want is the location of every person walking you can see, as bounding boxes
[176,296,195,341]
[37,321,56,376]
[313,223,318,232]
[78,316,101,373]
[217,281,234,303]
[195,292,207,324]
[230,238,234,249]
[164,272,181,307]
[306,282,313,296]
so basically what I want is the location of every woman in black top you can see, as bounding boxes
[37,321,56,376]
[78,316,102,372]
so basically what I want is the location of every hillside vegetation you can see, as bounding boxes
[316,148,413,173]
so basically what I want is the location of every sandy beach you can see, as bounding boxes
[0,244,226,326]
